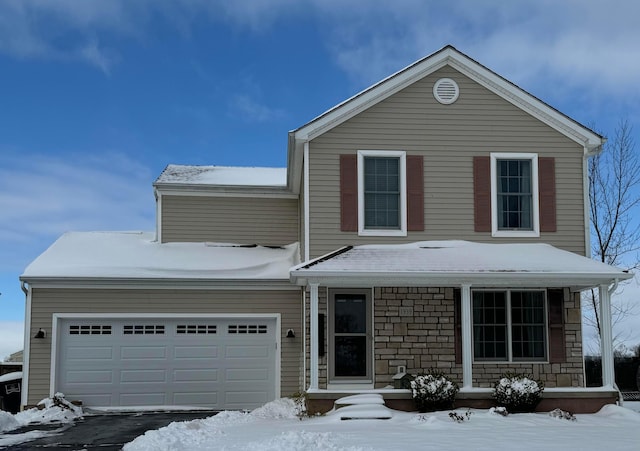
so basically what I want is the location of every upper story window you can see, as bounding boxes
[491,153,539,237]
[357,150,407,236]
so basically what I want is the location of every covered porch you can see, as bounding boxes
[290,241,632,413]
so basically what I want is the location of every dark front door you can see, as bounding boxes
[330,290,372,383]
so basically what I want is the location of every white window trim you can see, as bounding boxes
[490,152,540,237]
[357,150,407,237]
[327,288,374,385]
[471,289,548,364]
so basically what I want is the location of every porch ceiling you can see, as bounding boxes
[290,241,632,290]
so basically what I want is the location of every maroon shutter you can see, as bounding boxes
[406,155,424,231]
[454,288,462,364]
[473,156,491,232]
[547,289,566,363]
[340,154,358,232]
[539,157,557,232]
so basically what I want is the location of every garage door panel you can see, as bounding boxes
[120,346,167,359]
[174,346,218,359]
[57,317,277,409]
[120,369,167,383]
[65,370,113,384]
[67,346,113,360]
[173,369,218,382]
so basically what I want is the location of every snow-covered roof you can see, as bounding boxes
[290,241,632,289]
[155,164,287,187]
[22,232,299,283]
[0,371,22,383]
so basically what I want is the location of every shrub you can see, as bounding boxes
[493,373,544,413]
[410,371,459,412]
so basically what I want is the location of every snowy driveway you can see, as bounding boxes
[3,410,217,451]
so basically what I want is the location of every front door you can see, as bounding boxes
[329,290,372,383]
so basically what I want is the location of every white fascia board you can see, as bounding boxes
[290,270,631,289]
[22,278,300,290]
[154,185,297,199]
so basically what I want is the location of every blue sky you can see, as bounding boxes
[1,0,640,359]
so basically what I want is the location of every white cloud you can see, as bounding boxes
[2,0,638,102]
[229,95,285,123]
[0,151,155,271]
[0,321,24,362]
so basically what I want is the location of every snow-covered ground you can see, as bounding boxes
[3,397,639,450]
[0,393,83,447]
[123,398,640,451]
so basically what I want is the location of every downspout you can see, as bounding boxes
[302,141,310,391]
[582,148,592,258]
[303,142,310,262]
[20,281,31,409]
[154,188,162,243]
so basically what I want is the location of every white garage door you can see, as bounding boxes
[55,317,277,409]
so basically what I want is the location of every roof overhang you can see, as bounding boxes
[290,242,632,292]
[20,277,299,291]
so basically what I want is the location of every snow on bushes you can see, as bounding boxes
[493,373,544,413]
[410,371,459,412]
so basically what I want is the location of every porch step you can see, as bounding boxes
[329,394,393,420]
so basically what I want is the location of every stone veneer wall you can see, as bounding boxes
[306,287,584,389]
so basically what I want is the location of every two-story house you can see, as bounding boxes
[20,46,631,414]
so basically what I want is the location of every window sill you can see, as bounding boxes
[358,229,407,237]
[492,230,540,238]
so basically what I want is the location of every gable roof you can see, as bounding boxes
[286,45,604,193]
[290,240,631,290]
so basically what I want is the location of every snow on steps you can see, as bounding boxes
[328,394,394,420]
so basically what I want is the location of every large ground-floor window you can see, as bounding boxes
[472,289,546,362]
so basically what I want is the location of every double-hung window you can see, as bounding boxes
[472,290,547,362]
[491,153,539,237]
[357,150,407,236]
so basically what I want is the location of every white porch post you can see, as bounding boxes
[461,284,473,389]
[599,284,615,387]
[309,283,319,390]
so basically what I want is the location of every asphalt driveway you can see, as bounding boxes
[3,410,218,450]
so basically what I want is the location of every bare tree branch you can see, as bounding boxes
[584,119,640,354]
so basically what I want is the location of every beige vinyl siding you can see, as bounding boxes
[161,195,299,246]
[308,66,587,257]
[27,287,302,406]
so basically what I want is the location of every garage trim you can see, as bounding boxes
[50,313,281,405]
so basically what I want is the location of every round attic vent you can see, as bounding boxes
[433,78,459,104]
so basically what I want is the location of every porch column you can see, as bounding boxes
[309,283,319,390]
[599,284,615,387]
[461,284,473,389]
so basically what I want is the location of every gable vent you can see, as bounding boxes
[433,78,459,104]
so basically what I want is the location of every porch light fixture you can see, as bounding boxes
[286,329,295,338]
[34,328,46,339]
